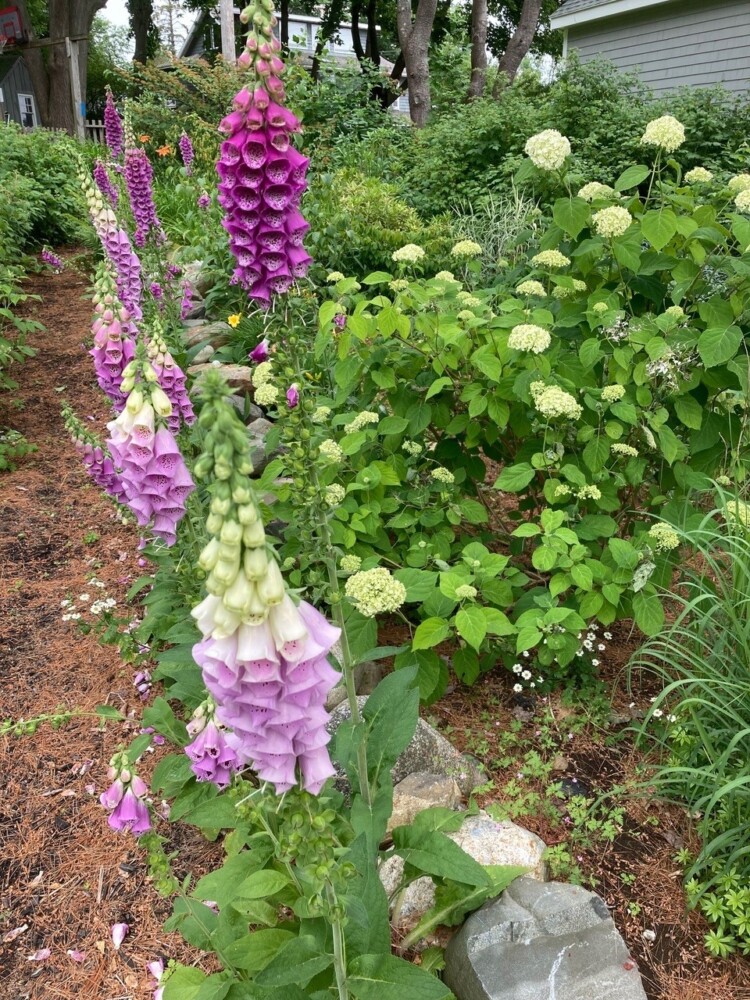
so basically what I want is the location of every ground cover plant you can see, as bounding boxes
[4,13,750,1000]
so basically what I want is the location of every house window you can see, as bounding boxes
[18,93,37,128]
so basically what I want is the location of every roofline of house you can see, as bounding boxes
[550,0,676,30]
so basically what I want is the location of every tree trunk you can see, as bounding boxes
[493,0,542,95]
[351,0,364,62]
[467,0,487,98]
[279,0,288,48]
[365,0,379,64]
[396,0,437,127]
[17,0,106,133]
[129,0,154,64]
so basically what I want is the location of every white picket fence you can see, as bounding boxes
[85,118,106,143]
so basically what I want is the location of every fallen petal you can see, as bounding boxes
[27,948,51,961]
[111,922,129,950]
[67,949,86,962]
[3,924,28,943]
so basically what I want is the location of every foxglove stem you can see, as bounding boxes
[327,882,349,1000]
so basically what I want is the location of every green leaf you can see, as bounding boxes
[361,667,420,787]
[163,966,207,1000]
[452,646,480,684]
[455,607,487,650]
[235,869,290,900]
[392,827,489,886]
[142,696,188,745]
[362,270,393,284]
[483,608,515,636]
[413,617,451,650]
[184,795,239,830]
[194,850,273,907]
[255,936,333,988]
[426,377,453,399]
[579,339,603,369]
[571,563,593,590]
[494,463,535,492]
[614,164,650,190]
[632,591,665,636]
[641,208,678,251]
[378,415,409,435]
[348,953,454,1000]
[552,197,590,238]
[95,705,124,720]
[698,325,743,368]
[222,929,295,973]
[674,395,703,430]
[583,436,609,473]
[394,568,438,602]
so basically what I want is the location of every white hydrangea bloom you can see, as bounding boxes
[735,190,750,213]
[516,280,547,297]
[728,173,750,193]
[592,302,609,314]
[641,115,685,153]
[525,129,571,171]
[648,522,680,551]
[554,483,572,498]
[531,250,571,269]
[345,567,407,617]
[457,309,477,321]
[389,279,410,293]
[435,270,456,281]
[251,361,274,387]
[611,443,639,457]
[601,384,625,402]
[664,305,685,319]
[325,484,346,506]
[451,239,483,258]
[344,411,380,434]
[253,383,279,407]
[725,498,750,528]
[530,381,583,420]
[312,405,331,424]
[457,291,481,307]
[455,584,478,599]
[508,324,552,354]
[578,181,615,202]
[340,554,362,574]
[392,243,425,263]
[592,206,633,238]
[552,280,586,299]
[402,440,423,456]
[319,439,344,464]
[577,485,602,500]
[684,167,713,184]
[430,467,455,484]
[327,271,345,282]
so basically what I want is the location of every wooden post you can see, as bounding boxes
[65,36,85,141]
[219,0,236,64]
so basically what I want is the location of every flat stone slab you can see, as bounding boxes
[183,320,232,349]
[444,877,647,1000]
[188,362,254,390]
[387,771,462,834]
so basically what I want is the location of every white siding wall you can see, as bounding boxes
[567,0,750,94]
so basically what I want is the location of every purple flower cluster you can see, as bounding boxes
[104,87,124,159]
[134,668,152,700]
[90,300,137,410]
[106,399,195,546]
[100,769,150,834]
[99,225,143,317]
[41,248,63,271]
[73,437,127,503]
[180,279,194,319]
[185,713,241,788]
[178,131,194,174]
[216,8,311,307]
[147,330,195,432]
[198,191,211,210]
[124,145,165,248]
[192,598,340,794]
[94,159,119,206]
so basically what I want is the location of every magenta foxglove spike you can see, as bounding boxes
[104,87,124,158]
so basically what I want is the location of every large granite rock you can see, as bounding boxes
[380,812,546,930]
[247,417,275,474]
[188,362,254,390]
[444,878,647,1000]
[327,696,482,797]
[387,772,462,834]
[183,320,232,350]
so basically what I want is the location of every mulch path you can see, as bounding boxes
[0,258,749,999]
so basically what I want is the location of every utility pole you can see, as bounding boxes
[219,0,236,64]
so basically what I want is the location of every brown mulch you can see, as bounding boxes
[1,258,749,1000]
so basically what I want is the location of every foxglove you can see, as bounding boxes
[185,700,241,788]
[104,86,124,158]
[146,322,195,431]
[94,159,119,206]
[124,144,165,247]
[216,0,311,307]
[62,402,127,504]
[89,265,137,410]
[100,755,150,834]
[179,131,194,174]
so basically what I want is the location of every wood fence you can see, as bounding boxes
[85,118,106,143]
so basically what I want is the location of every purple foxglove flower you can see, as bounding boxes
[180,279,194,319]
[249,338,269,362]
[94,159,119,206]
[286,383,299,408]
[99,777,125,811]
[185,717,241,788]
[90,303,137,410]
[108,786,151,834]
[333,313,347,329]
[178,131,194,174]
[104,87,124,158]
[197,191,211,209]
[27,948,51,962]
[134,669,152,700]
[193,600,341,795]
[150,281,163,300]
[124,146,165,247]
[41,248,63,271]
[99,226,143,317]
[111,923,129,950]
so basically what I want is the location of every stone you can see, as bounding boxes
[380,812,547,931]
[228,395,263,421]
[324,654,384,710]
[387,772,462,834]
[192,344,215,364]
[183,321,232,350]
[444,877,647,1000]
[327,696,482,797]
[182,260,214,298]
[182,299,206,320]
[247,418,275,475]
[188,362,254,390]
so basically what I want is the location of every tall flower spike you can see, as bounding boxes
[94,159,119,206]
[104,86,124,158]
[216,0,312,307]
[106,360,195,545]
[146,319,196,431]
[124,143,166,248]
[179,131,194,174]
[189,373,340,794]
[89,263,137,411]
[62,401,126,504]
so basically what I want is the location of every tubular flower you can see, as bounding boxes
[640,115,685,153]
[218,1,311,306]
[185,700,241,788]
[249,338,269,362]
[508,323,551,354]
[104,87,124,158]
[41,248,63,271]
[124,144,166,247]
[106,372,195,545]
[62,402,126,504]
[89,264,137,411]
[190,375,341,795]
[146,321,196,432]
[179,131,195,173]
[94,159,119,206]
[180,279,194,319]
[100,753,150,834]
[525,129,571,171]
[592,206,632,239]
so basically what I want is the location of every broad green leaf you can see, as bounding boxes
[455,607,487,650]
[392,827,489,886]
[673,395,703,430]
[222,929,295,973]
[163,967,207,1000]
[426,377,453,399]
[413,617,451,650]
[614,164,650,190]
[583,436,609,473]
[394,568,438,602]
[235,869,290,900]
[378,415,409,435]
[632,591,665,636]
[552,197,590,238]
[95,705,124,720]
[255,935,333,988]
[348,953,454,1000]
[452,646,480,684]
[698,325,743,368]
[641,208,678,251]
[571,563,594,590]
[142,696,188,746]
[362,270,392,284]
[494,463,535,492]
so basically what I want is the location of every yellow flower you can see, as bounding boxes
[227,314,242,328]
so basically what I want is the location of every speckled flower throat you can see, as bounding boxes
[217,0,312,308]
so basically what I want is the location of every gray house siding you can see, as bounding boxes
[0,56,38,126]
[567,0,750,94]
